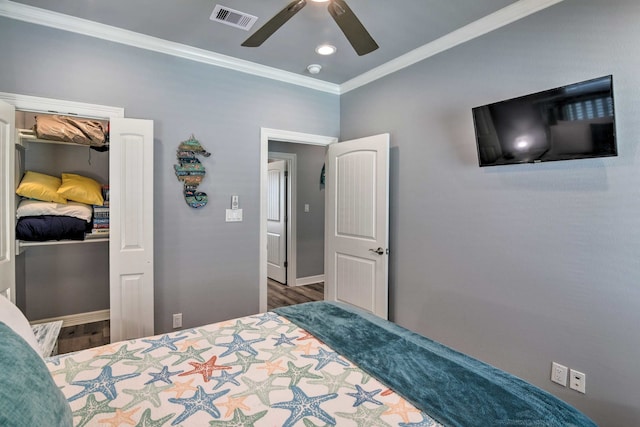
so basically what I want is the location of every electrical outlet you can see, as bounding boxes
[172,313,183,329]
[551,362,568,386]
[569,369,586,394]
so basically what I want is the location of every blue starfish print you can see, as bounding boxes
[399,414,436,427]
[68,365,139,401]
[346,384,383,407]
[145,365,183,385]
[141,334,187,353]
[301,347,349,370]
[46,354,63,366]
[272,385,338,427]
[217,333,265,357]
[168,385,229,425]
[210,369,242,390]
[251,311,283,326]
[273,333,297,346]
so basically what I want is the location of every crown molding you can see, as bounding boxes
[0,91,124,118]
[340,0,565,94]
[0,0,562,96]
[0,0,340,95]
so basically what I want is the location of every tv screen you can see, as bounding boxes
[472,75,617,167]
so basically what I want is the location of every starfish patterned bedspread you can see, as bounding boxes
[46,308,436,427]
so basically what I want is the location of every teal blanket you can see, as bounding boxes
[274,302,597,427]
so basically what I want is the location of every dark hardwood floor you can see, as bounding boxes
[56,279,324,354]
[57,320,110,354]
[267,278,324,310]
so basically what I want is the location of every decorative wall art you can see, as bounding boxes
[173,135,211,208]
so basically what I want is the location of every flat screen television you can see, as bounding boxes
[472,75,617,167]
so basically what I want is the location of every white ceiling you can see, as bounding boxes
[3,0,562,92]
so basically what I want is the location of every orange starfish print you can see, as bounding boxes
[165,378,198,398]
[257,359,286,375]
[384,397,421,423]
[178,355,231,382]
[296,330,317,341]
[98,408,139,427]
[217,395,251,418]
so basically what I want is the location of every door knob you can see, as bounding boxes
[369,247,384,255]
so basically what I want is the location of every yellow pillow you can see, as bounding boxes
[16,171,67,204]
[56,173,104,206]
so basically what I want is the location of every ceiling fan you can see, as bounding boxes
[242,0,379,56]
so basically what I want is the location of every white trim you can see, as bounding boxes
[295,274,325,287]
[260,128,337,313]
[268,152,297,289]
[0,0,561,95]
[30,309,110,328]
[0,91,124,119]
[0,1,339,95]
[341,0,565,93]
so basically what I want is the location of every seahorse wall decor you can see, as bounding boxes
[173,134,211,208]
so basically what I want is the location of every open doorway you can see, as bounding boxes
[260,128,337,312]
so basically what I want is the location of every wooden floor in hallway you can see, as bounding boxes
[267,278,324,310]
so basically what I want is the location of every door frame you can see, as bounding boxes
[267,152,295,286]
[259,128,337,312]
[0,91,123,319]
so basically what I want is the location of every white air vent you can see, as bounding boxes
[210,5,258,31]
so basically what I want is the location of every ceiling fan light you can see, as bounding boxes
[310,0,330,2]
[316,44,336,55]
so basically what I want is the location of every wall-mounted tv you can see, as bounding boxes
[472,75,617,167]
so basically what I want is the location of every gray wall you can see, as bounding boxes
[268,141,326,279]
[0,17,339,329]
[340,0,640,425]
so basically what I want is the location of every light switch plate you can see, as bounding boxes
[226,208,243,222]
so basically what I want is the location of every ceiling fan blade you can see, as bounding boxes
[242,0,307,47]
[327,0,378,56]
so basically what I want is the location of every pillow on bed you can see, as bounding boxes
[0,322,73,426]
[0,294,42,356]
[17,199,93,222]
[15,171,67,204]
[56,173,104,206]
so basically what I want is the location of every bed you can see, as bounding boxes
[0,298,597,427]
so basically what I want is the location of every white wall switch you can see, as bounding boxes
[226,208,243,222]
[304,203,310,212]
[569,369,586,393]
[551,362,568,386]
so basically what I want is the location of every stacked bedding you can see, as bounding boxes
[15,171,105,242]
[16,200,93,241]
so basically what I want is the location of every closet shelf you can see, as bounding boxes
[16,128,90,148]
[16,237,108,254]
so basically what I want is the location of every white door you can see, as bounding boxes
[109,118,154,341]
[0,100,15,301]
[325,134,389,318]
[267,160,287,284]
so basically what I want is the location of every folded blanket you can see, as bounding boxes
[16,215,91,241]
[275,301,597,427]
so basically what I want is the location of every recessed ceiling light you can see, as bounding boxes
[316,44,336,55]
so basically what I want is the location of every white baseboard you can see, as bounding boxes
[30,309,110,328]
[295,274,325,287]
